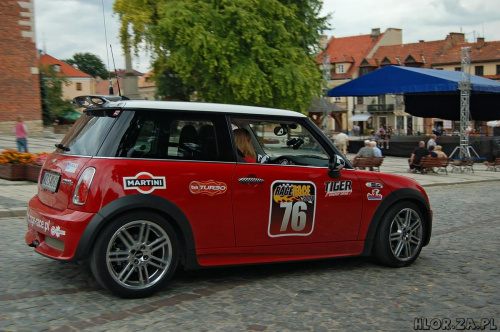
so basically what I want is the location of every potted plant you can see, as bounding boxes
[0,149,35,181]
[25,152,49,182]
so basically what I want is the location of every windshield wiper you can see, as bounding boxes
[55,143,70,152]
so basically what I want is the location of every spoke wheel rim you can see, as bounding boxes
[106,220,173,290]
[389,208,423,261]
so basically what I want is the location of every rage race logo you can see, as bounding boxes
[189,180,227,196]
[123,172,166,194]
[268,181,316,237]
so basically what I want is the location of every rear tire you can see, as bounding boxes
[90,211,179,298]
[374,202,425,267]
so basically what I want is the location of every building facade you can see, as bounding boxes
[0,0,43,135]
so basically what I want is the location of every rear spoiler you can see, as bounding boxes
[72,95,130,109]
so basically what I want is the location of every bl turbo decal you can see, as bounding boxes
[268,181,316,237]
[189,180,227,196]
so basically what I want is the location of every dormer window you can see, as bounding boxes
[337,64,344,74]
[53,64,61,72]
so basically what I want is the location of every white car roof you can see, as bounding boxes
[107,99,307,118]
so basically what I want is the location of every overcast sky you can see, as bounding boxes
[34,0,500,74]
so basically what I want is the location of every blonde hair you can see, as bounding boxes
[234,128,257,160]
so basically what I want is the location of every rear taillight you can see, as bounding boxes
[72,167,96,205]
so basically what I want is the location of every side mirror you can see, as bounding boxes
[328,155,345,178]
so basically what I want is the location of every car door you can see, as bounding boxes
[230,118,363,248]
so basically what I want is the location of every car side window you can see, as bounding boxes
[230,117,330,167]
[113,110,226,162]
[168,120,219,161]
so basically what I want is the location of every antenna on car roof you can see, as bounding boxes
[101,0,114,95]
[110,45,122,97]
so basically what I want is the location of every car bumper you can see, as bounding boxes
[25,195,96,261]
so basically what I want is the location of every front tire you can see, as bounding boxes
[374,202,425,267]
[90,211,179,298]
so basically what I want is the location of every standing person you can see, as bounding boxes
[334,130,349,155]
[427,134,437,150]
[14,115,28,152]
[409,141,429,173]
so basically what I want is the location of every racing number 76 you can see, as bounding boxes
[280,201,307,231]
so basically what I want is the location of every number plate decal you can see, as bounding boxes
[41,171,61,193]
[268,181,316,237]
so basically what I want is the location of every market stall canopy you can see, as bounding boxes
[327,66,500,120]
[307,96,346,113]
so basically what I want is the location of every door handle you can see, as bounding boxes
[238,177,265,184]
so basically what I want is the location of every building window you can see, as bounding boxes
[475,66,484,76]
[496,65,500,75]
[76,82,82,91]
[454,67,461,71]
[356,96,364,104]
[337,64,344,74]
[334,97,341,102]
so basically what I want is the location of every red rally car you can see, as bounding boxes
[25,95,432,298]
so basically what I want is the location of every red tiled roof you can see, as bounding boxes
[368,40,449,69]
[39,54,92,78]
[318,32,385,78]
[433,39,500,65]
[138,71,155,88]
[364,33,468,70]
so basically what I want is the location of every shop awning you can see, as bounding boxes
[349,114,372,121]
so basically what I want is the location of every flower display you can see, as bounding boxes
[0,149,35,164]
[0,150,50,165]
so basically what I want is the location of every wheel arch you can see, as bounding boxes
[361,188,432,256]
[72,194,200,269]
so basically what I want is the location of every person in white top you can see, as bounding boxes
[371,141,382,157]
[334,130,349,155]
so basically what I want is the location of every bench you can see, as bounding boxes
[484,158,500,171]
[351,156,384,172]
[450,158,475,173]
[419,157,450,175]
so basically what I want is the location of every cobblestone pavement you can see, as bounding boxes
[1,182,499,331]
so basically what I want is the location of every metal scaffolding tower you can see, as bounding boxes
[450,47,480,159]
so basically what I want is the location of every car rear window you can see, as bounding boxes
[57,109,120,156]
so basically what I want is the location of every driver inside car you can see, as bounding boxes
[234,128,257,163]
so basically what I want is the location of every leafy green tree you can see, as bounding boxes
[39,65,74,124]
[153,68,194,101]
[63,52,109,79]
[114,0,329,112]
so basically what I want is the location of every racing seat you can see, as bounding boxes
[177,125,199,159]
[197,124,218,160]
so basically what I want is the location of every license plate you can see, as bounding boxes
[41,171,61,192]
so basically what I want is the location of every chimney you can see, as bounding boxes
[319,35,328,51]
[371,28,381,37]
[476,37,485,47]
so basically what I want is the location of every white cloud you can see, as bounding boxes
[320,0,500,43]
[34,0,500,74]
[34,0,151,73]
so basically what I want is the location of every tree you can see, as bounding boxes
[114,0,329,112]
[39,65,74,125]
[63,52,109,79]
